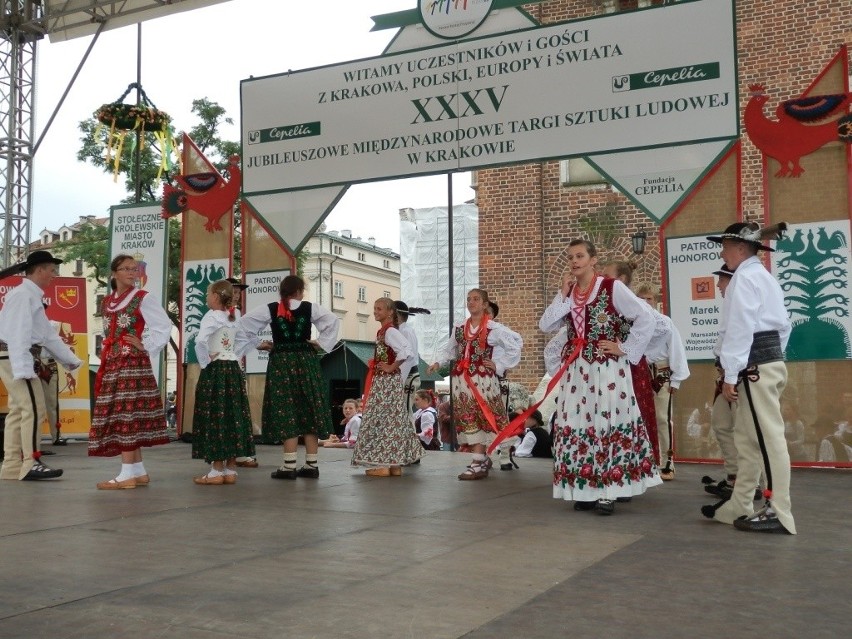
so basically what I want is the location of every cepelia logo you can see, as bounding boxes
[419,0,494,40]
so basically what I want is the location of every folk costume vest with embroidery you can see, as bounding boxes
[100,290,147,357]
[453,323,493,377]
[564,278,631,363]
[374,324,397,374]
[268,301,312,351]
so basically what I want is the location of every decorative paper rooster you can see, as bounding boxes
[744,84,852,177]
[161,154,241,232]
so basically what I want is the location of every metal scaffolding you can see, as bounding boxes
[0,1,43,267]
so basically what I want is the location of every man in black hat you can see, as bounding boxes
[701,223,794,534]
[0,251,82,480]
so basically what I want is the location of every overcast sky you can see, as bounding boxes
[32,0,474,252]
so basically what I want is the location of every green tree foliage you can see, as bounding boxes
[66,97,239,330]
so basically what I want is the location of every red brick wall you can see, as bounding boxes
[477,0,852,389]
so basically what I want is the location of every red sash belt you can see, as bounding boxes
[487,337,586,455]
[455,358,501,435]
[361,359,377,412]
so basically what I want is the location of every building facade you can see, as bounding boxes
[301,227,401,341]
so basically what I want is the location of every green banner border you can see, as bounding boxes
[371,0,542,32]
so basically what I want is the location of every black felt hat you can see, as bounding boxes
[0,250,63,281]
[712,263,736,278]
[226,277,249,291]
[706,222,787,252]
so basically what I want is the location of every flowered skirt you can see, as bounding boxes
[192,360,256,463]
[552,357,661,501]
[451,369,508,446]
[89,350,169,457]
[351,372,423,467]
[262,346,331,441]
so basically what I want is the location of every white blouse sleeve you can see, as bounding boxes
[612,280,655,365]
[539,293,571,333]
[667,322,690,389]
[384,326,413,367]
[239,303,272,350]
[311,303,340,353]
[194,311,217,369]
[233,309,252,359]
[432,325,461,366]
[487,320,522,376]
[543,327,568,376]
[140,292,172,356]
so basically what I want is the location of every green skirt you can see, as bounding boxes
[192,360,256,463]
[262,346,332,440]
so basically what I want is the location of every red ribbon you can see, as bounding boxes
[360,359,376,412]
[94,336,115,396]
[455,358,501,436]
[277,300,293,321]
[487,337,586,455]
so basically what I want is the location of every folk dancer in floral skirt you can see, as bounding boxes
[541,240,660,515]
[352,298,423,476]
[89,254,172,489]
[428,288,522,480]
[240,275,339,480]
[191,280,256,485]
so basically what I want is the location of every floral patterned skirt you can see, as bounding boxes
[89,350,169,457]
[451,369,509,445]
[351,372,422,467]
[191,360,256,463]
[262,347,332,441]
[552,357,661,502]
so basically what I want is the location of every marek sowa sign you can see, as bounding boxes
[242,0,737,195]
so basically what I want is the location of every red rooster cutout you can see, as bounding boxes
[744,84,852,177]
[161,154,241,232]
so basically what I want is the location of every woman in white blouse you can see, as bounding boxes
[89,254,173,489]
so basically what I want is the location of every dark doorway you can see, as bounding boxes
[330,379,361,437]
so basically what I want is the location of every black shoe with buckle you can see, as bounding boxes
[53,438,68,446]
[704,479,733,498]
[22,462,63,480]
[500,463,514,471]
[733,513,792,534]
[573,501,597,511]
[594,499,615,515]
[271,468,298,480]
[296,465,319,479]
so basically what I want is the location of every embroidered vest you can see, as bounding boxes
[374,324,397,368]
[564,278,631,363]
[268,301,312,350]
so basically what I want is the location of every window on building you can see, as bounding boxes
[334,280,344,298]
[559,158,608,187]
[358,252,366,261]
[62,231,69,241]
[358,286,367,302]
[95,294,105,316]
[95,334,104,357]
[73,259,83,276]
[383,259,390,269]
[333,245,343,256]
[383,290,391,299]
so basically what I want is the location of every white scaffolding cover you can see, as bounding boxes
[399,205,479,365]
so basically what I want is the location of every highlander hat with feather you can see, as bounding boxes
[0,250,63,281]
[706,221,787,252]
[394,300,431,316]
[225,277,249,291]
